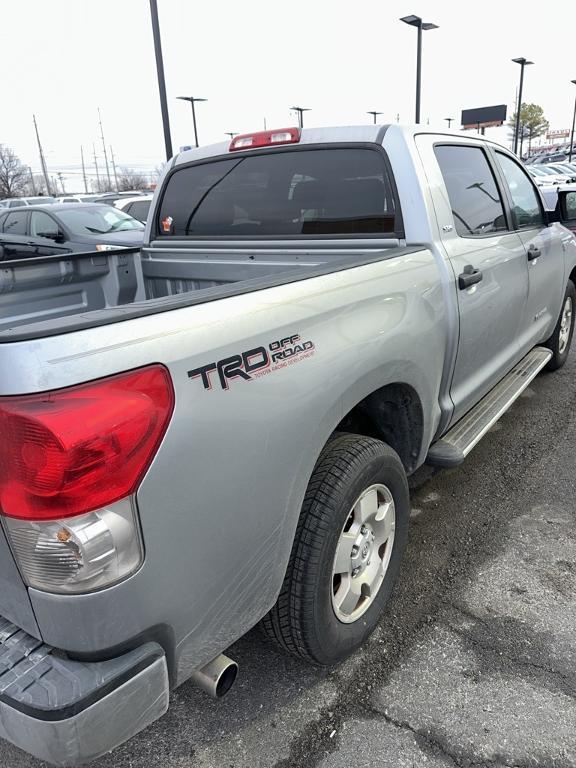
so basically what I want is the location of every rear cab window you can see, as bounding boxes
[157,147,400,238]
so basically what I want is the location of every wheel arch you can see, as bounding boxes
[335,382,425,474]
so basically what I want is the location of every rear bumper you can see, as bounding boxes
[0,617,169,766]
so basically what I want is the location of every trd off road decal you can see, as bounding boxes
[188,333,316,391]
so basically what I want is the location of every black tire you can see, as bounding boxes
[545,280,575,371]
[261,433,410,666]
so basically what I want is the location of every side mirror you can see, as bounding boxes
[37,230,65,243]
[557,189,576,224]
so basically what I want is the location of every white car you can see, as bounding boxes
[114,194,153,223]
[528,166,571,186]
[0,196,56,208]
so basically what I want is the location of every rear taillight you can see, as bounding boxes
[0,366,174,593]
[229,127,301,151]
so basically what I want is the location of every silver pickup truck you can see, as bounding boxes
[1,125,575,765]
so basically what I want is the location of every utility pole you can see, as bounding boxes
[149,0,173,160]
[57,172,65,195]
[93,143,100,190]
[225,132,237,139]
[444,117,454,128]
[367,111,383,124]
[109,145,119,190]
[98,108,112,189]
[33,114,51,196]
[28,167,37,195]
[80,146,88,193]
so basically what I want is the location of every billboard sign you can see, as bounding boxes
[461,105,507,129]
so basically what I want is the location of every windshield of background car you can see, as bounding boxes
[57,205,145,235]
[157,148,399,237]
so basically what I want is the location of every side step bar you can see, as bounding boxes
[427,347,552,468]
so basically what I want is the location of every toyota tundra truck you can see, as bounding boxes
[0,125,575,765]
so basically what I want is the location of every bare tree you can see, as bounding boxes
[90,177,111,193]
[117,167,148,191]
[0,145,29,198]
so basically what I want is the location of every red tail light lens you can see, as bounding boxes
[229,127,301,151]
[0,366,174,521]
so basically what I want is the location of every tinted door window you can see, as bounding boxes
[158,148,398,237]
[496,153,545,229]
[30,211,59,237]
[435,145,508,237]
[126,200,151,222]
[2,211,27,234]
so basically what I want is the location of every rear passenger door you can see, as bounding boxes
[493,151,565,352]
[432,143,529,422]
[0,209,28,236]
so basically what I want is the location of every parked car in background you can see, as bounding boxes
[114,193,153,223]
[527,165,572,185]
[0,232,72,260]
[545,163,576,181]
[0,196,56,208]
[95,191,150,206]
[527,167,558,186]
[0,203,144,252]
[533,152,568,165]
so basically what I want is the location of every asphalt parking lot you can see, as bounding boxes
[4,350,576,768]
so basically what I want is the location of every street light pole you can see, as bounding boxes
[445,117,453,128]
[290,106,311,128]
[225,132,237,139]
[177,97,207,147]
[149,0,173,160]
[400,15,438,124]
[569,79,576,163]
[512,57,533,155]
[367,111,383,124]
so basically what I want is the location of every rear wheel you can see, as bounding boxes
[545,280,575,371]
[261,434,409,666]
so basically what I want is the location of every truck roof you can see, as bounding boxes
[173,124,509,167]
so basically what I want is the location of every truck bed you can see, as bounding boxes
[0,239,406,340]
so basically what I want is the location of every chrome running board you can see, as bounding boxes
[427,347,552,468]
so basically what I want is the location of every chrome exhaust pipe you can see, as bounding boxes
[190,653,238,698]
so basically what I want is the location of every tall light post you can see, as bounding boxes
[512,57,533,155]
[225,132,237,139]
[445,117,454,128]
[177,96,207,147]
[367,111,383,124]
[149,0,173,160]
[400,15,438,124]
[569,79,576,162]
[291,106,311,128]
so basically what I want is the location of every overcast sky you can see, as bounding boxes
[2,0,576,191]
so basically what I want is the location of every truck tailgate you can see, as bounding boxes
[0,531,40,638]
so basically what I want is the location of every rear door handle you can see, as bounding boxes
[527,244,541,261]
[458,265,483,290]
